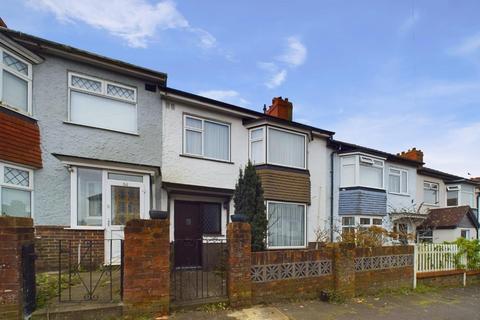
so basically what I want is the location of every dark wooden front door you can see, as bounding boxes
[174,201,203,268]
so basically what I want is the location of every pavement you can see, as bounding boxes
[170,285,480,320]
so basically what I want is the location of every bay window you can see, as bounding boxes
[0,49,32,114]
[423,182,439,205]
[183,115,230,161]
[0,163,33,218]
[249,126,306,169]
[267,201,306,248]
[388,168,408,195]
[447,185,475,207]
[340,154,385,189]
[68,72,137,133]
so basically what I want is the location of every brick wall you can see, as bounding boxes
[0,217,35,320]
[123,219,170,317]
[251,249,334,303]
[354,246,414,295]
[35,226,104,272]
[227,222,252,308]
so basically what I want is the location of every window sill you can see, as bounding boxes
[388,192,410,197]
[180,154,234,164]
[266,245,307,250]
[0,104,36,121]
[65,226,105,231]
[63,121,139,136]
[340,186,386,192]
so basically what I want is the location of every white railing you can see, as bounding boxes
[415,243,467,273]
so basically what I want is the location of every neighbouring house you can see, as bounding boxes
[417,206,479,243]
[0,26,167,268]
[327,141,423,243]
[159,88,335,266]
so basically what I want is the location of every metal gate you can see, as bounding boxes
[171,238,227,304]
[22,244,36,317]
[57,239,124,303]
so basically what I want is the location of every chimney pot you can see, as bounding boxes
[266,96,293,121]
[398,148,424,163]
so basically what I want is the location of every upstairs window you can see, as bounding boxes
[183,115,230,161]
[447,185,460,206]
[68,73,137,133]
[0,163,33,218]
[248,126,307,169]
[424,182,439,205]
[389,168,408,195]
[0,49,32,114]
[249,128,265,165]
[268,127,306,169]
[340,154,385,189]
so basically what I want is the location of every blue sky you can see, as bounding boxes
[3,0,480,176]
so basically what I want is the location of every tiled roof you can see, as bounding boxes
[420,206,479,229]
[0,107,42,168]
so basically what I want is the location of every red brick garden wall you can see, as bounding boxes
[0,217,35,320]
[250,249,335,303]
[35,226,104,272]
[354,246,414,295]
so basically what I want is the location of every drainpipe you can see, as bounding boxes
[477,194,480,240]
[330,146,341,242]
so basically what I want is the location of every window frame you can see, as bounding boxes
[248,127,266,165]
[69,165,151,230]
[0,48,33,115]
[182,114,231,162]
[0,162,34,218]
[340,153,385,190]
[460,229,470,239]
[266,126,307,170]
[388,167,409,195]
[67,72,138,134]
[266,200,307,249]
[446,185,460,207]
[423,181,440,206]
[201,202,222,235]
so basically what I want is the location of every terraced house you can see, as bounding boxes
[0,24,478,271]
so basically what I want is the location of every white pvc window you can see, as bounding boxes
[424,182,439,205]
[0,162,33,218]
[267,127,306,169]
[249,127,265,165]
[340,154,385,189]
[68,72,137,133]
[389,168,408,195]
[0,49,32,115]
[267,201,306,248]
[183,115,230,161]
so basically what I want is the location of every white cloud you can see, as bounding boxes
[330,78,480,177]
[277,36,307,67]
[448,33,480,57]
[258,36,306,89]
[197,90,248,105]
[28,0,216,48]
[398,11,420,36]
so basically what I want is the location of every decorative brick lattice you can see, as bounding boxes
[71,75,102,92]
[107,84,135,101]
[4,167,29,187]
[3,52,28,75]
[354,254,413,272]
[251,260,332,283]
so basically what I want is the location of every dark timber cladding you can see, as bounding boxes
[256,166,311,204]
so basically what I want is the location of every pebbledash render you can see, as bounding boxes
[0,25,478,266]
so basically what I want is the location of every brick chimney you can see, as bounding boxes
[0,18,7,28]
[397,148,424,163]
[265,97,293,121]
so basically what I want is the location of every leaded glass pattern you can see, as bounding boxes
[4,167,30,187]
[71,75,102,92]
[3,52,28,75]
[107,84,135,101]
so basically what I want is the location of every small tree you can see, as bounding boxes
[233,161,267,251]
